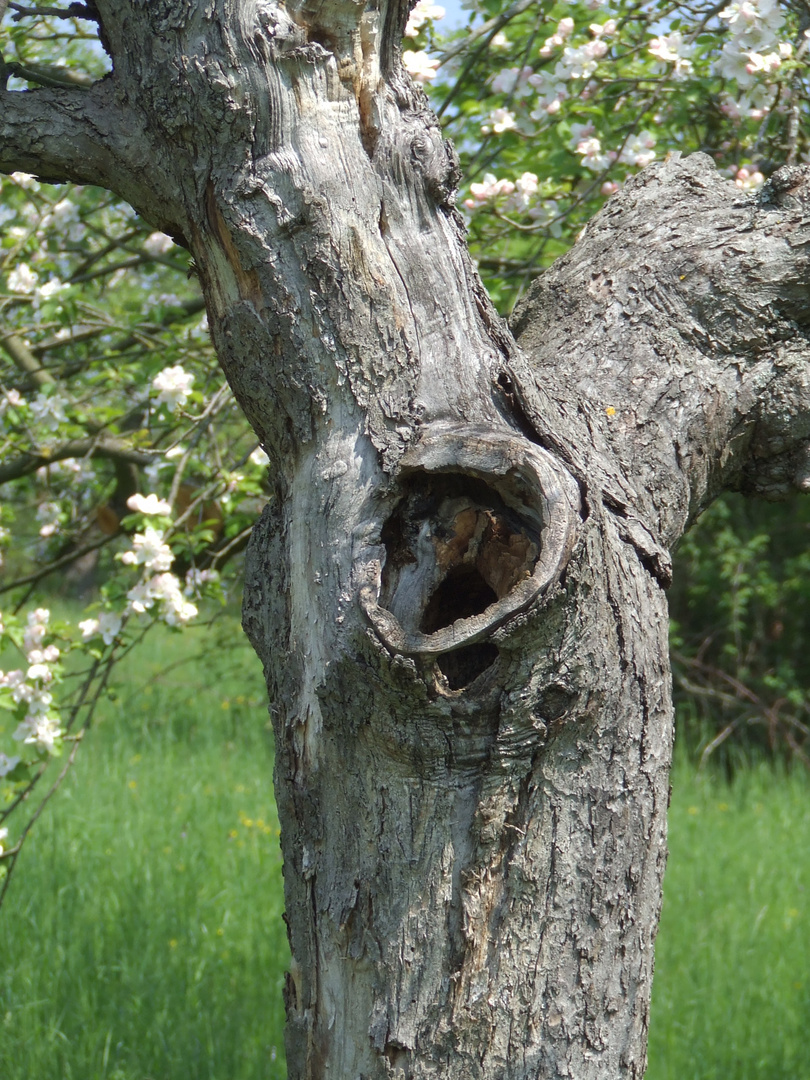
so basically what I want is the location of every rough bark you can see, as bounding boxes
[4,3,810,1078]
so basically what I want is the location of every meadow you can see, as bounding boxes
[1,615,808,1079]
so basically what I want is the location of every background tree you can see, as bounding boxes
[2,1,810,1077]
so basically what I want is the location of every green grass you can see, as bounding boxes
[0,614,288,1080]
[2,613,810,1078]
[647,758,810,1080]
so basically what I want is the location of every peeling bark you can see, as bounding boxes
[4,3,810,1077]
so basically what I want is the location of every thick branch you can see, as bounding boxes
[510,153,810,551]
[0,80,185,236]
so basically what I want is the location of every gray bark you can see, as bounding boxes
[4,3,810,1077]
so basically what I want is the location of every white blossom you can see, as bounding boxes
[10,172,39,190]
[79,612,122,645]
[7,263,38,294]
[143,231,175,256]
[404,0,445,37]
[490,66,534,96]
[37,501,61,538]
[648,32,695,78]
[485,108,518,135]
[619,132,657,169]
[127,492,172,516]
[29,391,69,430]
[149,572,198,625]
[14,714,62,753]
[126,581,157,614]
[402,50,440,82]
[119,526,174,572]
[576,136,612,172]
[152,365,194,411]
[556,46,599,80]
[26,662,53,683]
[0,754,20,779]
[36,278,69,303]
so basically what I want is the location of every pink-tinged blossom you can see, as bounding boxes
[735,165,765,190]
[719,85,775,119]
[745,50,782,75]
[619,132,657,169]
[402,50,440,82]
[404,0,445,37]
[577,137,612,172]
[590,20,617,38]
[27,645,60,664]
[127,492,172,516]
[719,0,785,38]
[467,174,516,202]
[185,568,220,596]
[601,181,620,196]
[0,669,29,703]
[715,43,756,85]
[568,122,596,150]
[539,17,574,56]
[120,526,174,572]
[152,365,194,411]
[23,609,49,653]
[527,70,568,113]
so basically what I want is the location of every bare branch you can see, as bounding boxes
[0,534,115,595]
[0,331,56,386]
[4,61,94,89]
[9,2,97,17]
[0,437,155,485]
[0,80,185,238]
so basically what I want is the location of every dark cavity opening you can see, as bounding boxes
[437,642,499,691]
[420,564,498,634]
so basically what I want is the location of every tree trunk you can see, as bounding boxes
[4,3,810,1077]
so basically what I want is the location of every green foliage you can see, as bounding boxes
[422,0,810,311]
[647,756,810,1079]
[0,616,288,1080]
[670,495,810,768]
